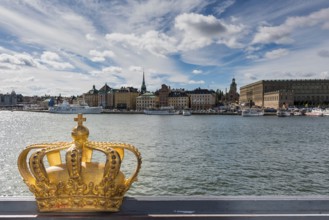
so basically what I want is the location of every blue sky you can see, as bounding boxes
[0,0,328,96]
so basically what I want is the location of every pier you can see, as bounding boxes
[1,196,329,219]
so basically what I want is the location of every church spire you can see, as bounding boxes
[141,70,147,94]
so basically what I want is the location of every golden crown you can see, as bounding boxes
[17,114,142,212]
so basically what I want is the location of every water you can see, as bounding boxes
[1,111,329,197]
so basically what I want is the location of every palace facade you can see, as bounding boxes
[240,79,329,108]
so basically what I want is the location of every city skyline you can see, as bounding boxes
[0,0,328,96]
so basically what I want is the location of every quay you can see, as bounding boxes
[2,196,329,219]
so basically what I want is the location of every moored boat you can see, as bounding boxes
[241,108,264,117]
[277,109,291,117]
[144,106,179,115]
[305,108,323,116]
[182,109,192,116]
[49,100,103,114]
[293,110,303,116]
[322,109,329,116]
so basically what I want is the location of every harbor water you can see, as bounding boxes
[1,111,329,197]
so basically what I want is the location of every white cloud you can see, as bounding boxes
[252,7,329,45]
[98,0,210,34]
[0,3,97,57]
[214,0,235,15]
[175,13,224,50]
[0,63,18,70]
[0,1,327,96]
[175,13,226,35]
[102,66,123,73]
[188,80,205,84]
[175,13,245,50]
[86,34,95,41]
[89,50,115,62]
[3,76,36,83]
[252,25,294,45]
[192,69,203,74]
[40,51,74,70]
[320,71,329,79]
[264,48,289,60]
[129,66,143,72]
[318,50,329,58]
[323,22,329,29]
[237,42,329,87]
[0,52,39,67]
[41,51,60,61]
[246,54,260,60]
[106,31,177,57]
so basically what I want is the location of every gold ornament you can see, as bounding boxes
[17,114,142,212]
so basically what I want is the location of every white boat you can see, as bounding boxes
[49,100,103,114]
[144,106,179,115]
[277,109,291,117]
[241,108,264,117]
[182,109,192,116]
[305,108,323,117]
[293,111,303,116]
[323,109,329,116]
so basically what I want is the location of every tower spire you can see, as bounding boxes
[141,69,147,94]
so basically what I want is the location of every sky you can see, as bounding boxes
[0,0,328,96]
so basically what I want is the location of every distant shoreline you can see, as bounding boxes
[0,109,279,116]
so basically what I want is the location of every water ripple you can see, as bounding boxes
[1,112,329,196]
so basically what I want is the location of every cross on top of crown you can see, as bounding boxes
[74,114,86,126]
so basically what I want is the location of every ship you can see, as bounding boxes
[241,108,264,117]
[182,109,192,116]
[144,106,179,115]
[49,100,102,114]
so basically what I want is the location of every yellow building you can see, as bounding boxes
[114,87,139,110]
[136,92,158,110]
[168,90,189,110]
[188,88,216,110]
[83,85,98,107]
[240,79,329,108]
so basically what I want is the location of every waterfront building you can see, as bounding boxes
[136,92,158,110]
[188,88,216,110]
[168,90,189,110]
[114,87,139,110]
[0,90,17,107]
[83,85,99,107]
[240,79,329,108]
[98,83,114,109]
[158,84,171,107]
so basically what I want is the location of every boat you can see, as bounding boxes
[322,109,329,116]
[182,109,192,116]
[144,106,179,115]
[304,108,323,117]
[241,108,264,117]
[293,110,303,116]
[49,100,103,114]
[277,109,291,117]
